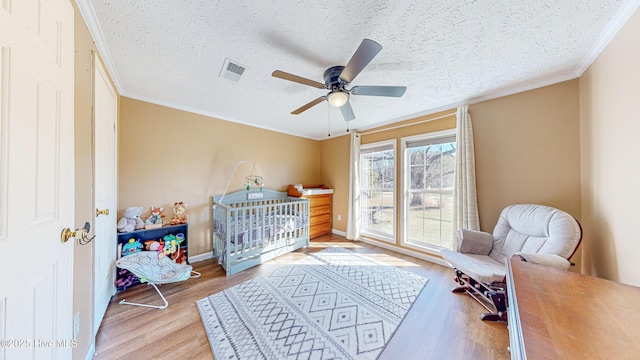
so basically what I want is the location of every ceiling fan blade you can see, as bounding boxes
[339,39,383,84]
[291,96,326,115]
[350,85,407,97]
[340,100,356,122]
[272,70,325,89]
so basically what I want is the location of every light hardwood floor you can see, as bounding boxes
[93,234,510,359]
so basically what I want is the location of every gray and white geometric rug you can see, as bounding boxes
[196,246,428,360]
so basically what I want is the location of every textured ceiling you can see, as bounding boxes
[78,0,638,140]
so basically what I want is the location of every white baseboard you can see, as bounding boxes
[189,251,214,263]
[357,237,450,267]
[331,228,347,237]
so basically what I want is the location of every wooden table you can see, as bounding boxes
[506,255,640,359]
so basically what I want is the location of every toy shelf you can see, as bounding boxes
[115,223,189,291]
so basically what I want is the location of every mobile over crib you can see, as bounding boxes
[212,189,310,276]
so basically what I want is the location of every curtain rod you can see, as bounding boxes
[360,112,456,136]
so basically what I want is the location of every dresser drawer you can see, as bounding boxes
[310,213,331,226]
[310,204,331,217]
[310,222,332,238]
[309,195,331,208]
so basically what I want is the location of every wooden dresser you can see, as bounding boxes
[288,184,333,239]
[506,255,640,359]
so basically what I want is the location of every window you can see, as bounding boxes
[402,131,456,250]
[360,140,395,241]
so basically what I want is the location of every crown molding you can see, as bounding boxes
[76,0,125,94]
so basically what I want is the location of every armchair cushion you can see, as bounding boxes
[441,250,505,284]
[489,204,581,265]
[457,229,493,255]
[516,252,571,271]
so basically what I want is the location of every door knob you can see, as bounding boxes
[96,208,110,217]
[60,227,87,243]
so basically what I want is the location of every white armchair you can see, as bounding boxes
[441,204,582,321]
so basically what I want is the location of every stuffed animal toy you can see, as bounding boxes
[170,201,189,225]
[145,206,164,229]
[121,238,143,256]
[117,207,145,233]
[144,239,161,251]
[172,248,187,264]
[159,239,172,259]
[156,240,164,258]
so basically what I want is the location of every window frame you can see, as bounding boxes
[359,139,397,243]
[400,129,456,254]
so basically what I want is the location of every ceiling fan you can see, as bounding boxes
[272,39,407,122]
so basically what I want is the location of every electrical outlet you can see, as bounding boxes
[74,312,80,338]
[337,214,341,221]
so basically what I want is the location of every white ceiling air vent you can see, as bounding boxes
[220,58,247,83]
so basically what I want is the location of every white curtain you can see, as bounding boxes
[453,105,480,244]
[346,132,361,240]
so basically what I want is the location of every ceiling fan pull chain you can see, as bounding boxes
[327,102,331,137]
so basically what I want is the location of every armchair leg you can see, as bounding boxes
[452,285,469,293]
[480,312,506,322]
[478,290,507,321]
[450,268,508,322]
[488,290,507,312]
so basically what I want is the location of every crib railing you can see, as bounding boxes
[213,195,309,274]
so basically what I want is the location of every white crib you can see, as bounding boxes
[212,189,310,276]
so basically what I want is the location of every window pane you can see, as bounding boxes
[360,144,395,239]
[423,219,442,246]
[382,150,394,189]
[423,193,441,220]
[441,217,453,249]
[410,165,424,189]
[425,145,441,166]
[362,159,372,188]
[442,193,454,221]
[442,143,456,189]
[408,193,424,241]
[409,148,424,165]
[424,164,441,189]
[404,136,456,250]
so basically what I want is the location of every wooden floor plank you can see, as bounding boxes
[93,235,509,359]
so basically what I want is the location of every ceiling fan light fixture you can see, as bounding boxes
[327,91,349,107]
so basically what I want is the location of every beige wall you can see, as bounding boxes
[470,80,582,234]
[579,8,640,286]
[320,84,582,264]
[470,80,583,268]
[319,134,350,231]
[118,98,321,256]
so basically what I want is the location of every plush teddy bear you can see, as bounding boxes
[116,207,145,233]
[170,201,189,225]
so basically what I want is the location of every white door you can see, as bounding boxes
[93,55,117,336]
[0,0,75,359]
